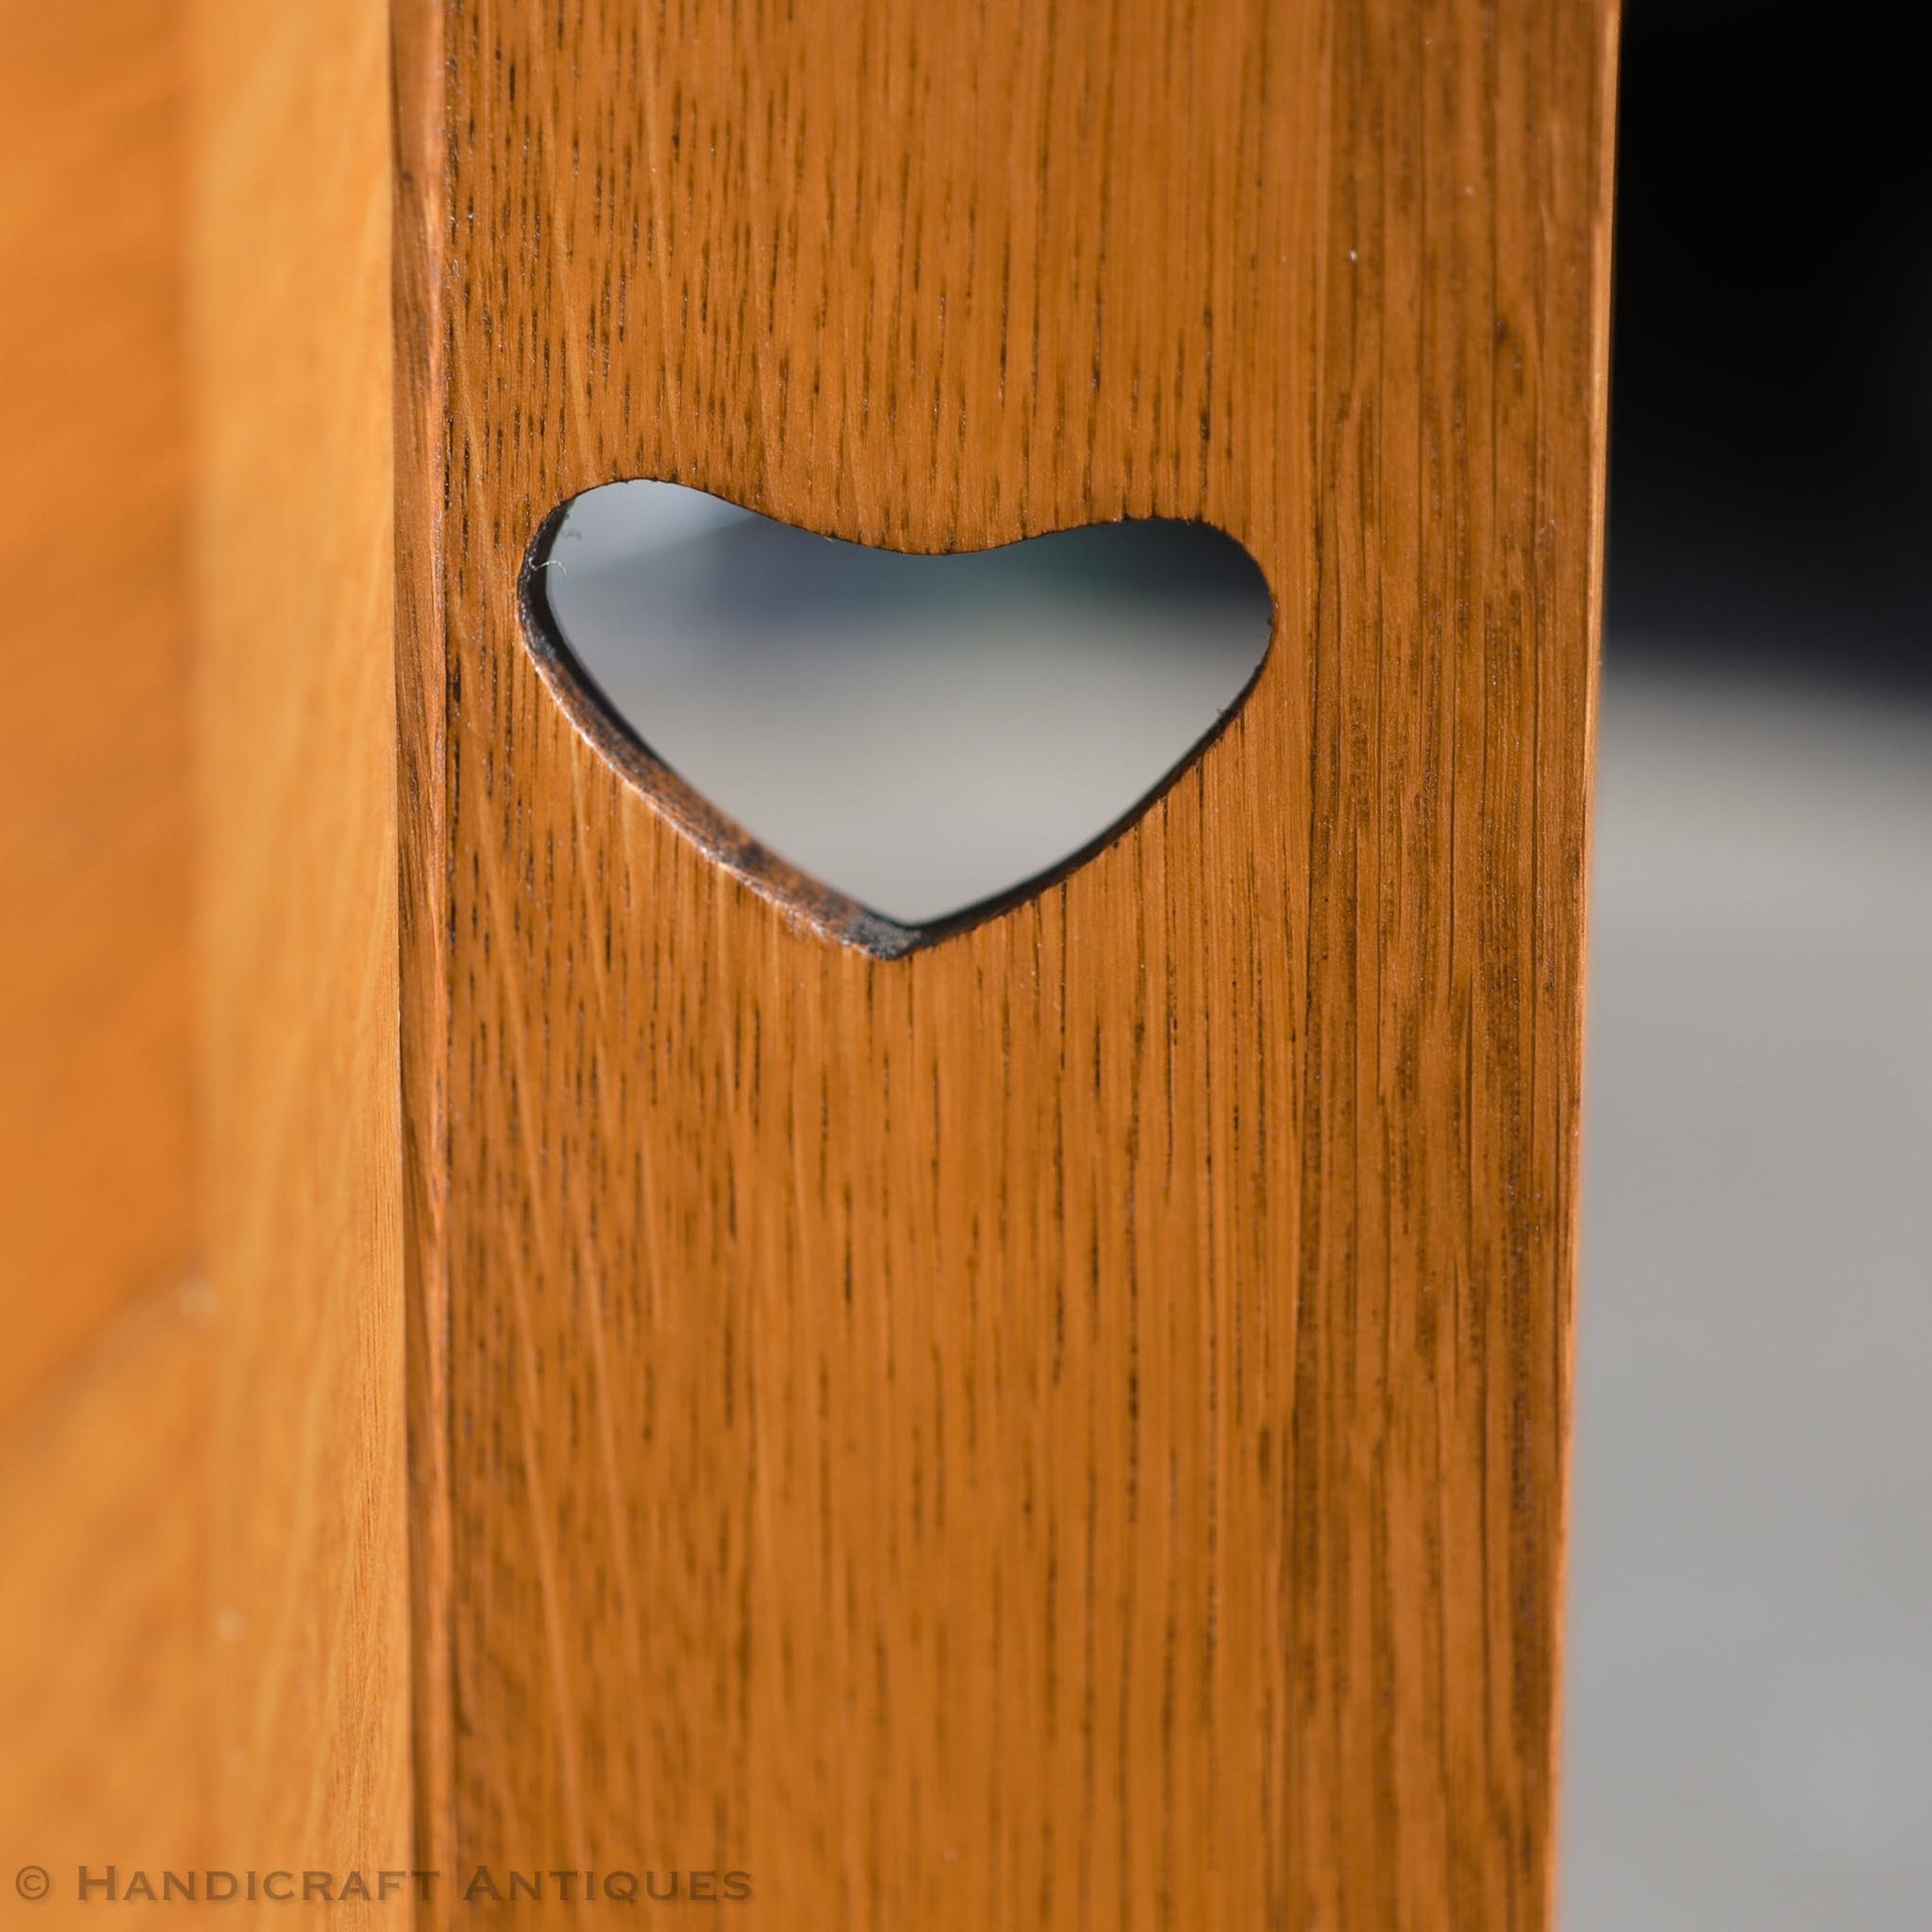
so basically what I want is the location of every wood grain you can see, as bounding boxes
[0,0,192,1422]
[397,1,1617,1925]
[191,0,412,1909]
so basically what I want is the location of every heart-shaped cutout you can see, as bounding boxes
[524,482,1273,949]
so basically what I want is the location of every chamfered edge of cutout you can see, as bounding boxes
[516,484,1277,959]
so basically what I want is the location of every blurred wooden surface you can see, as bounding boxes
[191,0,413,1910]
[0,0,413,1907]
[0,1280,211,1927]
[0,0,192,1422]
[0,1,203,1914]
[399,2,1615,1928]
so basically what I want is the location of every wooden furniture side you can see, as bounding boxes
[0,0,193,1421]
[397,2,1616,1929]
[1,0,413,1910]
[0,6,209,1918]
[192,0,414,1910]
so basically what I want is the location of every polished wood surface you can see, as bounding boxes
[397,3,1616,1928]
[0,1280,212,1928]
[0,4,204,1913]
[191,0,412,1907]
[0,0,193,1422]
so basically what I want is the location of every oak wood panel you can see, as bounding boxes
[0,0,192,1422]
[400,1,1615,1925]
[0,1277,212,1927]
[0,4,206,1904]
[191,0,413,1911]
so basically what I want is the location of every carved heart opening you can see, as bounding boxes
[523,482,1273,953]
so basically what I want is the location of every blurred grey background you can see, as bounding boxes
[1564,3,1929,1923]
[545,1,1929,1917]
[1568,673,1930,1928]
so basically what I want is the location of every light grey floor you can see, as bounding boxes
[1564,666,1932,1929]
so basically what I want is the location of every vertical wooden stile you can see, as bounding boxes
[389,1,1618,1927]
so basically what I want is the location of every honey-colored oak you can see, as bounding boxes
[0,0,192,1423]
[191,0,412,1908]
[0,2,206,1910]
[397,3,1616,1929]
[0,1279,212,1929]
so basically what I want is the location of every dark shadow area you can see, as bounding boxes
[1607,0,1930,694]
